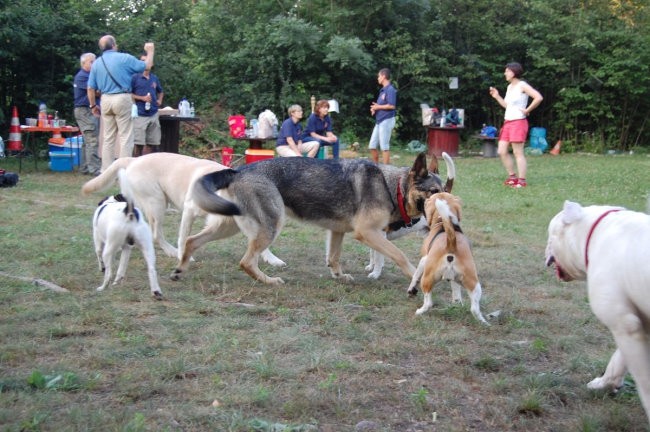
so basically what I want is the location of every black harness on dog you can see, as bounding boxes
[425,221,463,253]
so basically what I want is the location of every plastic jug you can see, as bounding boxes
[38,102,47,127]
[178,98,190,117]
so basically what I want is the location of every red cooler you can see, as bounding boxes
[245,149,274,164]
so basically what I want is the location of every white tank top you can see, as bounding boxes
[504,81,528,121]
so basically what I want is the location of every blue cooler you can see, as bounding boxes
[48,135,83,170]
[49,151,78,172]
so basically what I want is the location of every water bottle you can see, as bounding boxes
[251,119,259,137]
[440,109,446,127]
[189,102,195,117]
[38,101,47,127]
[145,92,151,111]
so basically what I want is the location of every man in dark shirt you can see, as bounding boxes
[73,52,101,175]
[131,53,164,156]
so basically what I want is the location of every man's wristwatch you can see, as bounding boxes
[89,104,96,109]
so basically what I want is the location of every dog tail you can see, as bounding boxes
[117,169,140,222]
[192,170,242,216]
[435,198,458,253]
[441,152,455,193]
[81,157,135,196]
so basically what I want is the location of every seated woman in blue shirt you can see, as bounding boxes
[276,104,319,158]
[302,99,339,159]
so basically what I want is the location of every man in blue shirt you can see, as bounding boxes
[131,53,164,156]
[73,52,101,175]
[87,35,154,171]
[369,68,397,164]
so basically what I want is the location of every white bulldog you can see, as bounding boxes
[545,200,650,423]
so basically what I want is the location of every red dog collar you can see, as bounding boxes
[585,209,621,268]
[396,178,412,225]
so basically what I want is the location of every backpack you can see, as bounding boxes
[0,170,19,187]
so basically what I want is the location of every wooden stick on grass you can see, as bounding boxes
[0,271,68,293]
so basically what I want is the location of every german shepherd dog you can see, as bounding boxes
[173,153,453,284]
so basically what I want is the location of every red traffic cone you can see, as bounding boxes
[7,106,23,151]
[550,140,562,156]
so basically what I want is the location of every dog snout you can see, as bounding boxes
[545,255,555,267]
[447,255,454,263]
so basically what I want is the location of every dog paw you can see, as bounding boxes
[587,378,606,390]
[587,377,619,391]
[415,307,429,315]
[267,258,287,267]
[267,277,285,285]
[96,286,106,292]
[367,270,381,280]
[364,263,374,272]
[337,273,355,283]
[261,250,286,267]
[170,270,182,281]
[152,291,163,300]
[407,287,418,297]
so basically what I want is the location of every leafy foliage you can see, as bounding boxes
[1,0,649,150]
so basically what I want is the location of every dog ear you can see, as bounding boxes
[562,200,584,224]
[412,153,429,179]
[428,153,439,174]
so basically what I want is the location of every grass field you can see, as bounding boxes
[0,150,649,431]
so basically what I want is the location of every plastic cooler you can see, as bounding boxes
[48,135,83,171]
[245,149,274,164]
[49,151,78,172]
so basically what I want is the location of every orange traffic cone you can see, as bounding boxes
[49,126,64,144]
[7,106,23,151]
[550,140,562,156]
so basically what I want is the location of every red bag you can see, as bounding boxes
[221,147,233,167]
[228,115,246,138]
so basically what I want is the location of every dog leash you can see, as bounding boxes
[584,209,621,268]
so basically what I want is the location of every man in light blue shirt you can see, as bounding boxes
[87,35,154,171]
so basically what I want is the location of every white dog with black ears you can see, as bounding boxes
[92,169,162,299]
[545,200,650,423]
